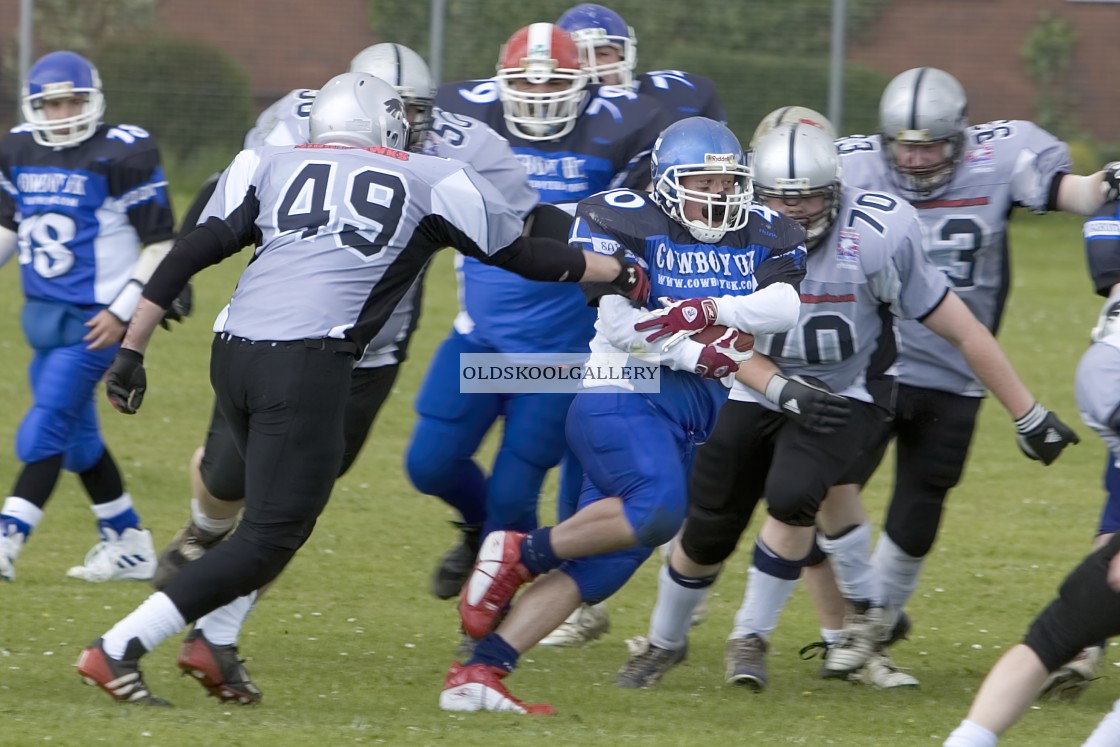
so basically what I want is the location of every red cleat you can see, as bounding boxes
[177,629,262,705]
[439,662,555,715]
[75,638,170,706]
[459,531,535,638]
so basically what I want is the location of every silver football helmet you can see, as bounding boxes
[751,123,841,249]
[349,43,434,150]
[750,106,836,150]
[879,67,968,197]
[309,73,409,150]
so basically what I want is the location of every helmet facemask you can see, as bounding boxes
[496,64,588,141]
[22,52,105,148]
[567,30,636,88]
[884,133,964,196]
[755,181,840,250]
[654,160,753,244]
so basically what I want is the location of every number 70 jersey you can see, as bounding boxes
[736,186,950,410]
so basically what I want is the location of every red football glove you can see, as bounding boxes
[694,328,747,380]
[634,297,719,343]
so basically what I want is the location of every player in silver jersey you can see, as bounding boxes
[815,67,1107,675]
[616,122,1077,692]
[141,47,544,703]
[73,72,648,706]
[943,316,1120,747]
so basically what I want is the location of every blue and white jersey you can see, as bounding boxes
[1084,199,1120,297]
[838,120,1071,395]
[436,80,668,354]
[635,69,725,124]
[571,189,805,440]
[0,123,174,306]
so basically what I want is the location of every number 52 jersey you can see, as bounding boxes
[837,120,1071,395]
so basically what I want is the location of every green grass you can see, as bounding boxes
[0,210,1114,746]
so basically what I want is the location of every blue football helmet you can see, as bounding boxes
[556,3,637,89]
[22,51,105,148]
[651,117,752,244]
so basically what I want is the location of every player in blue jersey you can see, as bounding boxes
[407,22,669,606]
[615,123,1078,693]
[0,51,176,583]
[438,117,807,715]
[545,3,726,646]
[556,3,725,123]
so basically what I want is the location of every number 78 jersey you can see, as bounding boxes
[837,120,1071,395]
[735,187,949,410]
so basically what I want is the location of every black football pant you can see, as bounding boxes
[164,333,355,623]
[199,363,400,499]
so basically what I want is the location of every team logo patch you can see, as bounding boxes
[836,229,861,265]
[682,307,698,323]
[966,143,995,172]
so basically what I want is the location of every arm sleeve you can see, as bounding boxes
[597,295,702,372]
[483,235,587,282]
[142,218,245,308]
[712,282,801,335]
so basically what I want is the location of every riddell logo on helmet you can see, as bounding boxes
[704,153,737,166]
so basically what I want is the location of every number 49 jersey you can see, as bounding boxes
[837,120,1071,395]
[198,143,525,348]
[0,123,174,306]
[735,187,950,410]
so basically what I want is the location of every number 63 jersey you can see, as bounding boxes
[198,143,525,348]
[837,120,1071,395]
[737,187,949,410]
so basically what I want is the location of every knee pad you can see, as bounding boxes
[199,448,247,503]
[766,495,818,528]
[563,544,653,605]
[62,435,104,474]
[1024,600,1089,673]
[404,420,464,495]
[680,506,751,566]
[624,486,687,549]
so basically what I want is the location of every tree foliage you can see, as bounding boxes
[366,0,892,141]
[32,0,159,55]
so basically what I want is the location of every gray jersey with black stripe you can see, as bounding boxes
[838,120,1071,395]
[197,143,524,346]
[733,186,949,409]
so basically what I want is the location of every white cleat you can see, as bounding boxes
[66,527,156,582]
[855,649,919,689]
[0,530,24,582]
[539,602,610,647]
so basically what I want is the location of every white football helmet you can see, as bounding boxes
[349,43,434,150]
[879,67,968,198]
[751,123,841,249]
[750,106,836,150]
[22,51,105,148]
[309,73,409,150]
[496,23,590,141]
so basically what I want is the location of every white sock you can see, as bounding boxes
[191,497,237,535]
[648,564,708,651]
[101,592,186,659]
[1083,699,1120,747]
[943,720,998,747]
[2,496,44,531]
[196,590,257,646]
[817,522,875,603]
[821,628,842,646]
[731,564,797,640]
[90,493,133,522]
[873,532,925,610]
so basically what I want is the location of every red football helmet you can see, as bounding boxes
[496,23,589,141]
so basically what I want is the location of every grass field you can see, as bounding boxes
[0,208,1114,746]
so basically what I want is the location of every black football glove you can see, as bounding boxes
[765,374,851,434]
[159,281,193,330]
[1103,161,1120,204]
[1015,402,1079,465]
[105,348,147,414]
[610,260,651,308]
